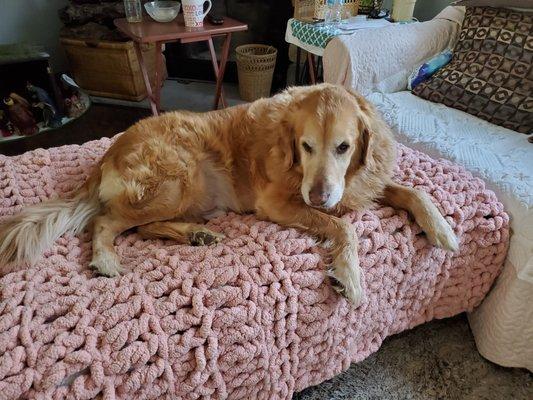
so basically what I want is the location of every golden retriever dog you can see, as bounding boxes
[0,84,457,305]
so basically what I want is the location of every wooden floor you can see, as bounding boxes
[0,104,150,156]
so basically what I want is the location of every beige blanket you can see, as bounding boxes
[323,6,465,95]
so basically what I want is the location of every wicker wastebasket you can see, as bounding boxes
[236,44,277,102]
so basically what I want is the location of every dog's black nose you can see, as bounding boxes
[309,181,330,206]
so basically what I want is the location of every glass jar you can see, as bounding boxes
[324,0,344,26]
[124,0,142,23]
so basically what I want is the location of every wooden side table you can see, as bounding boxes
[115,16,247,116]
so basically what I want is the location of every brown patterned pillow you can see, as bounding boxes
[413,7,533,134]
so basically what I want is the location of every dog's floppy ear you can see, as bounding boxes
[263,91,300,171]
[358,115,376,168]
[277,120,299,170]
[344,88,378,171]
[248,91,298,171]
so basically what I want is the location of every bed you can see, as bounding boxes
[0,135,509,399]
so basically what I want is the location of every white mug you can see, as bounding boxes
[182,0,212,28]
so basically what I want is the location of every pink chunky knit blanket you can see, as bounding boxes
[0,138,509,400]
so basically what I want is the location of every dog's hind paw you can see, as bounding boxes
[90,251,123,277]
[189,229,225,246]
[188,229,225,246]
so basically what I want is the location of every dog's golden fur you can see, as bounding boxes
[0,84,457,305]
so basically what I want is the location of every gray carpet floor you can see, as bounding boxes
[293,314,532,400]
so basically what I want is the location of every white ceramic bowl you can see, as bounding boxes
[144,1,181,23]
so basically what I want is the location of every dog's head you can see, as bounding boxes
[274,84,378,209]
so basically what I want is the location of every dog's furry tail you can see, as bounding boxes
[0,187,100,271]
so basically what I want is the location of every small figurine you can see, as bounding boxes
[4,96,38,136]
[26,82,57,113]
[59,74,87,119]
[33,102,62,128]
[9,91,44,124]
[65,94,85,118]
[0,110,14,137]
[25,83,62,128]
[9,92,31,108]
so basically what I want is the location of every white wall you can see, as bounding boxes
[0,0,69,71]
[0,0,453,74]
[413,0,453,21]
[383,0,453,21]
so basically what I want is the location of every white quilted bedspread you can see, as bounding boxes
[368,91,533,371]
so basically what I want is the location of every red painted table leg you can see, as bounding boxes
[154,42,163,112]
[134,42,159,116]
[211,33,232,110]
[307,52,317,85]
[207,37,227,109]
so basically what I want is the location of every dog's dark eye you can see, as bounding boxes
[302,141,313,153]
[336,142,349,154]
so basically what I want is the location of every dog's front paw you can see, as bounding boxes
[328,252,364,307]
[425,215,459,252]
